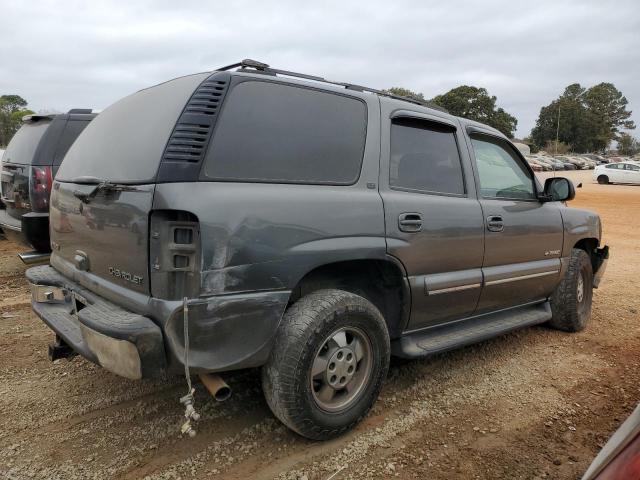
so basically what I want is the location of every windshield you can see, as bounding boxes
[2,121,50,165]
[56,73,208,184]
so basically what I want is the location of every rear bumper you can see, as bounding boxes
[26,265,291,379]
[593,245,609,289]
[0,207,22,232]
[27,266,166,379]
[0,209,50,252]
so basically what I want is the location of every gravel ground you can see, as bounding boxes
[0,169,638,479]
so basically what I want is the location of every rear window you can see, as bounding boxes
[202,81,367,185]
[2,121,51,165]
[57,73,208,183]
[53,120,91,166]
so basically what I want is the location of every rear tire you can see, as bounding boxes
[262,289,390,440]
[597,175,609,184]
[549,248,593,332]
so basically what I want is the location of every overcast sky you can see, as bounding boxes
[1,0,638,138]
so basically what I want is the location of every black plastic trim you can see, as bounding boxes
[156,71,231,183]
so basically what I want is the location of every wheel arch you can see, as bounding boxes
[573,237,600,272]
[288,257,410,339]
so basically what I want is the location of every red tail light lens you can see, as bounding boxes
[30,166,53,212]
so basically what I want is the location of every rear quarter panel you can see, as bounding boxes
[153,182,387,295]
[152,94,385,296]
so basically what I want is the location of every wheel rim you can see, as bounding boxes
[310,326,373,413]
[577,272,585,303]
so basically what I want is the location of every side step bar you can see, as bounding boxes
[392,302,552,358]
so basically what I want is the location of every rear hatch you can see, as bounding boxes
[1,118,52,223]
[50,73,208,295]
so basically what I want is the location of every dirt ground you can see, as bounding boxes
[0,169,638,480]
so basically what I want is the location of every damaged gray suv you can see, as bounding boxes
[27,60,608,440]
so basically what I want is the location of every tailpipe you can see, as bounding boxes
[18,251,50,265]
[199,373,232,402]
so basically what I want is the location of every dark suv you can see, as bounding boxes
[0,109,96,253]
[26,61,608,440]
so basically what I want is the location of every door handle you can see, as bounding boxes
[486,215,504,232]
[399,213,423,232]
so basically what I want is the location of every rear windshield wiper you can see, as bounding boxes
[71,178,140,203]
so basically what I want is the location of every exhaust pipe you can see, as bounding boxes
[199,373,232,402]
[18,251,50,265]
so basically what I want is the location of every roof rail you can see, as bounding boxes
[217,59,447,112]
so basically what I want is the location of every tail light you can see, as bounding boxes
[29,166,53,212]
[149,210,201,300]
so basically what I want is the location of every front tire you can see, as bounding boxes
[549,248,593,332]
[262,289,390,440]
[597,175,609,184]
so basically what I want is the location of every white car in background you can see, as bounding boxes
[594,161,640,184]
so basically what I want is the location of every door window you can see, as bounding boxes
[470,136,536,200]
[606,164,623,169]
[624,163,640,171]
[389,118,465,195]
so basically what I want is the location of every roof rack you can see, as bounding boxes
[217,59,447,112]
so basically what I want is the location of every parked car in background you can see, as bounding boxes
[529,154,554,171]
[595,162,640,184]
[0,109,96,253]
[525,156,544,171]
[540,160,554,171]
[26,60,608,440]
[540,157,569,170]
[567,156,588,169]
[557,155,588,170]
[583,154,608,164]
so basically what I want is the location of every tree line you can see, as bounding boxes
[385,83,636,155]
[0,95,33,147]
[1,85,637,155]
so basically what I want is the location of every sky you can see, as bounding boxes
[0,0,638,139]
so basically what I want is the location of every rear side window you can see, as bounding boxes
[57,73,209,183]
[53,120,91,166]
[202,81,367,184]
[2,121,50,165]
[606,164,622,169]
[390,118,465,195]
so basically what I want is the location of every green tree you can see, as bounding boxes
[530,83,635,153]
[431,86,518,138]
[0,95,33,147]
[617,133,640,156]
[584,83,636,150]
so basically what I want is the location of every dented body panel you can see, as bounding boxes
[152,182,387,296]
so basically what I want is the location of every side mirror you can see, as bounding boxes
[542,177,575,202]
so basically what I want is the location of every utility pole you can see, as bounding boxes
[555,101,561,155]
